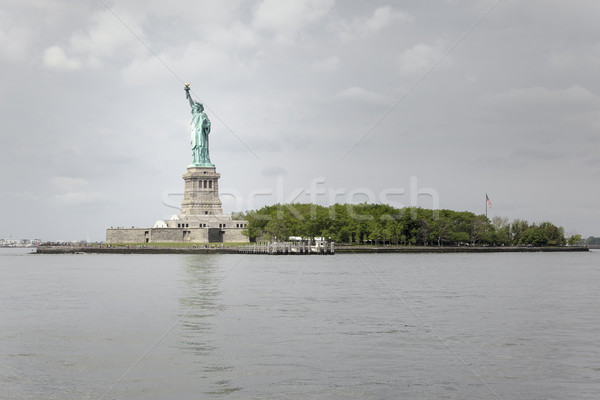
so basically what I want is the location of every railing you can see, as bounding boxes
[237,241,334,255]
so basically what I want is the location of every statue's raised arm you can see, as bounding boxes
[184,83,195,109]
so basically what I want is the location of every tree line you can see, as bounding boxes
[235,203,580,246]
[582,236,600,246]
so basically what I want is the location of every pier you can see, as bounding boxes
[237,241,335,255]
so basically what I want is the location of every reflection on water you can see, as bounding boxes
[180,256,224,339]
[179,255,240,395]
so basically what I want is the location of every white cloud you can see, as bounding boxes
[42,46,81,70]
[121,26,261,86]
[72,9,145,66]
[332,5,412,40]
[42,7,146,70]
[366,6,413,31]
[253,0,335,42]
[397,43,444,74]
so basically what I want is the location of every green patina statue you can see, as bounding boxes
[185,83,213,167]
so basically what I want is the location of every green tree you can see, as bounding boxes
[368,219,383,245]
[242,203,569,247]
[520,226,548,246]
[538,221,565,246]
[510,219,529,245]
[492,216,510,245]
[431,215,451,246]
[471,215,492,245]
[567,234,582,246]
[586,236,600,245]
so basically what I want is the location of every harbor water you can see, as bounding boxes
[1,248,598,399]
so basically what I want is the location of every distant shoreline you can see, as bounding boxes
[35,245,590,255]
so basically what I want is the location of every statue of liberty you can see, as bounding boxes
[184,84,213,167]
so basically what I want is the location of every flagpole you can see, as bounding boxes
[485,193,488,219]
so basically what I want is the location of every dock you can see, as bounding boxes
[237,241,335,255]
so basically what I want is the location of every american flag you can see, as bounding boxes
[486,194,492,208]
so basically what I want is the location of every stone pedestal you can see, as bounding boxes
[180,167,223,216]
[106,162,249,244]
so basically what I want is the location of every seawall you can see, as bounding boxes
[335,245,590,253]
[35,245,590,255]
[36,246,239,254]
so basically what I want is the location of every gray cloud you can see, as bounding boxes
[1,0,599,240]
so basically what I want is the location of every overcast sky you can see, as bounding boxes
[1,0,599,241]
